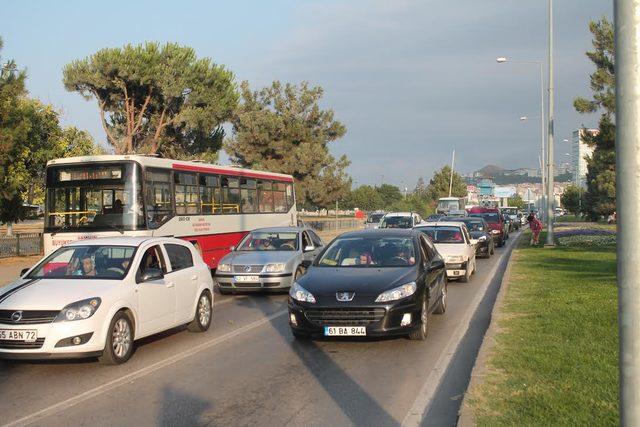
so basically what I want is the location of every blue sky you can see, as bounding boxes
[2,0,612,189]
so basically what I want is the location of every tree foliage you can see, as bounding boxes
[426,166,467,201]
[561,184,582,216]
[226,81,350,208]
[63,42,238,158]
[574,17,617,219]
[507,195,525,209]
[0,38,103,227]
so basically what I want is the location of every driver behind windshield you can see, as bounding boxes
[73,256,97,276]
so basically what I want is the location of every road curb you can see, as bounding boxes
[402,231,521,427]
[456,234,521,427]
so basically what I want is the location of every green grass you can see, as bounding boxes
[470,231,618,426]
[555,214,585,222]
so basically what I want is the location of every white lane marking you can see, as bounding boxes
[401,232,521,427]
[4,309,288,427]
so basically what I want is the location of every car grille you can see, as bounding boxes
[234,282,261,288]
[0,338,45,349]
[233,265,263,274]
[304,308,386,326]
[0,310,59,325]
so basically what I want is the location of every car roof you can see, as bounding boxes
[64,236,186,247]
[417,222,466,228]
[383,212,415,217]
[442,216,483,222]
[338,228,420,239]
[249,226,305,233]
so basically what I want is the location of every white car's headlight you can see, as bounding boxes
[478,236,487,242]
[217,263,232,273]
[55,298,101,322]
[290,282,316,303]
[375,282,417,303]
[490,229,501,234]
[264,263,286,273]
[447,255,464,263]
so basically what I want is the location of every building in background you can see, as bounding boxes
[571,128,598,188]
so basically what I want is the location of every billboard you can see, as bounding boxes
[494,186,516,198]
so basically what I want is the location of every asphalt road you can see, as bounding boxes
[0,232,520,427]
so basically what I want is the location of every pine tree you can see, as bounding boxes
[574,17,616,219]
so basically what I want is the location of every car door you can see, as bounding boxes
[135,244,176,336]
[164,243,198,324]
[461,225,476,266]
[417,235,436,310]
[301,231,320,263]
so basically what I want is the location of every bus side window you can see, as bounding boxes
[221,176,241,214]
[199,174,220,215]
[175,172,199,215]
[258,180,274,213]
[273,182,287,212]
[145,169,174,229]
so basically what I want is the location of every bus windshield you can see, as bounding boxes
[45,162,145,232]
[437,199,462,212]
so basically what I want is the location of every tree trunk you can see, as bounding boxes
[6,222,12,237]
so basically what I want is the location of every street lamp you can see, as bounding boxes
[497,56,547,222]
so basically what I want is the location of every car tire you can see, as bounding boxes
[188,291,212,332]
[471,258,477,275]
[490,243,495,256]
[460,263,471,283]
[292,330,310,340]
[409,297,429,340]
[99,311,134,365]
[433,282,447,315]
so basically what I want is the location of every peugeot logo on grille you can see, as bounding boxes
[11,311,23,323]
[244,265,252,273]
[336,292,355,302]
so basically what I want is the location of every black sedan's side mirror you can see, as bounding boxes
[141,268,164,282]
[429,259,445,271]
[20,268,29,277]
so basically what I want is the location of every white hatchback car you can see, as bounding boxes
[0,237,214,364]
[414,222,478,282]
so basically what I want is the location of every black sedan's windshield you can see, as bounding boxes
[27,245,136,280]
[318,236,416,267]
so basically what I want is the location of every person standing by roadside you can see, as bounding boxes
[527,211,542,245]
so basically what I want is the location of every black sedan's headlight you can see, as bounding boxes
[375,282,417,302]
[55,298,101,322]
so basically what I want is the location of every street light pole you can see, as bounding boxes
[615,0,640,424]
[545,0,555,245]
[496,57,546,222]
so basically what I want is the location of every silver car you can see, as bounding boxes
[215,227,325,293]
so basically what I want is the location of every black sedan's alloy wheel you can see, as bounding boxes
[409,298,429,341]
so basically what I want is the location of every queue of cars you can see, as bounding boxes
[0,205,521,363]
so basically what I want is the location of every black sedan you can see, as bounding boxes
[442,216,495,258]
[288,229,447,341]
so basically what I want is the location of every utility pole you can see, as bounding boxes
[539,62,547,224]
[545,0,555,245]
[448,149,456,198]
[615,1,640,424]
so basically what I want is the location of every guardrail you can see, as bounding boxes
[301,218,364,232]
[0,233,43,258]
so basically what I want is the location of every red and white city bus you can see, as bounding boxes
[44,155,297,268]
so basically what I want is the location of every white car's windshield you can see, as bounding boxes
[237,231,299,251]
[418,226,464,244]
[317,236,416,267]
[27,245,136,280]
[379,216,412,229]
